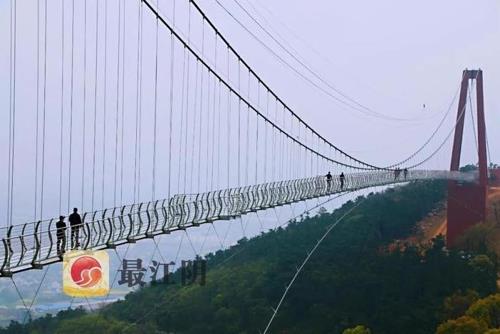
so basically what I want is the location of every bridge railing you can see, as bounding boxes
[0,170,476,276]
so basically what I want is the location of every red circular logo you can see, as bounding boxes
[70,256,103,288]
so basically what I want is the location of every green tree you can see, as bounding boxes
[467,255,497,293]
[466,294,500,328]
[54,315,134,334]
[343,325,371,334]
[459,164,478,173]
[442,290,480,320]
[455,222,495,254]
[435,316,486,334]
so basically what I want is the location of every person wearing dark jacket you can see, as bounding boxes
[340,172,345,189]
[56,216,66,256]
[69,208,82,249]
[326,172,333,190]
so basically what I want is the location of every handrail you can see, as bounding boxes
[0,170,475,276]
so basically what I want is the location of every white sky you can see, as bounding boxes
[196,0,500,164]
[0,0,498,223]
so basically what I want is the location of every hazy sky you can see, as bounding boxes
[0,0,498,224]
[195,0,500,165]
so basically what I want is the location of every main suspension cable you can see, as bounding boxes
[382,77,463,169]
[188,0,390,171]
[406,94,470,169]
[146,0,382,171]
[220,0,417,122]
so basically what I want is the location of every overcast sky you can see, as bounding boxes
[0,0,498,224]
[195,0,499,163]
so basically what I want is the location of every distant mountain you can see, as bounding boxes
[1,180,497,334]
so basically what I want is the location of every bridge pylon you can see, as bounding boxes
[447,69,488,247]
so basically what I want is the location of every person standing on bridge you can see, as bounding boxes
[340,172,345,189]
[69,208,82,249]
[326,171,333,190]
[56,215,67,257]
[403,168,408,180]
[394,168,401,180]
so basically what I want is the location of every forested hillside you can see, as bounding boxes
[2,181,497,334]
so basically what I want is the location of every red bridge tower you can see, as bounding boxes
[447,69,488,246]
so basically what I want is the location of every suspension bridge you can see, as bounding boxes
[1,0,492,283]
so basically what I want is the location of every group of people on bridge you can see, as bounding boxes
[55,208,83,256]
[325,167,409,191]
[325,171,345,190]
[52,169,412,257]
[394,167,409,180]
